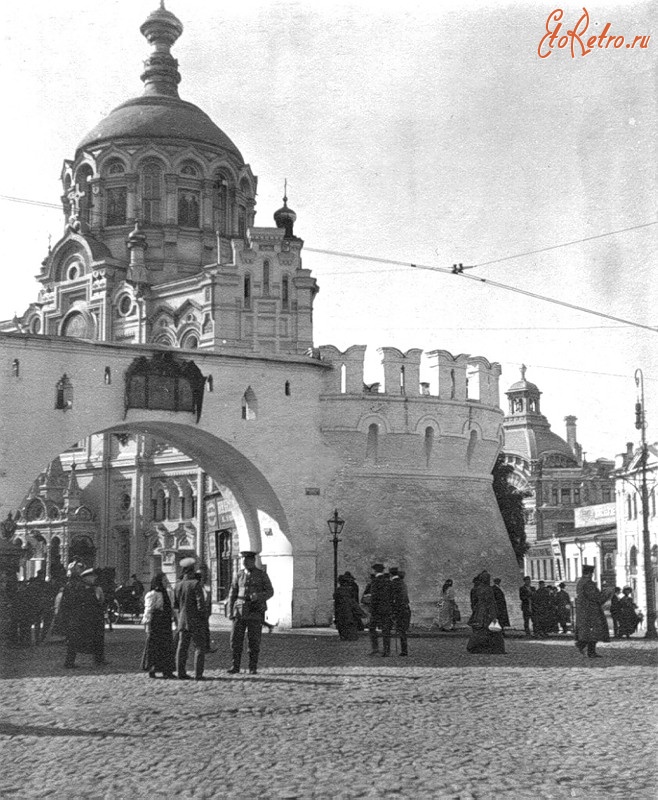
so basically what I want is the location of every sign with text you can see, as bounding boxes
[574,503,616,528]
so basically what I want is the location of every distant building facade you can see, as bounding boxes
[501,366,616,591]
[615,443,658,619]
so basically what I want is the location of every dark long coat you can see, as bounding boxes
[333,585,363,640]
[59,577,104,654]
[174,576,206,634]
[492,584,510,628]
[575,576,610,643]
[390,578,411,631]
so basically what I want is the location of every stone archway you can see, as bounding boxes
[9,421,295,627]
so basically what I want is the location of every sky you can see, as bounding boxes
[0,0,656,460]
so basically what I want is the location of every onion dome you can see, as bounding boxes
[273,191,297,239]
[76,3,243,161]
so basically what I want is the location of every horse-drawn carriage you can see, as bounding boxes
[96,568,144,625]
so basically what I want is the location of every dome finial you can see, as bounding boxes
[139,5,184,97]
[274,179,297,238]
[520,363,527,381]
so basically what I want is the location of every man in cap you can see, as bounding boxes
[59,567,107,668]
[389,567,410,656]
[574,564,609,658]
[173,557,207,680]
[227,552,274,674]
[368,563,393,657]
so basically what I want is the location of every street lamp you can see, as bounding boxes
[327,509,345,590]
[634,369,657,639]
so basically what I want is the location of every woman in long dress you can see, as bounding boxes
[435,579,457,631]
[141,573,175,678]
[617,587,641,638]
[466,571,505,654]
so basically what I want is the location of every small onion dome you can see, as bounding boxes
[273,196,297,238]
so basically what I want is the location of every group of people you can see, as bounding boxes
[142,550,274,680]
[7,570,60,647]
[519,576,572,637]
[41,549,274,679]
[333,564,411,656]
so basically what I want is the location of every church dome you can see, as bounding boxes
[76,4,243,163]
[76,96,243,161]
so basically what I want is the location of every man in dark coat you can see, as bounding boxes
[174,558,207,680]
[519,575,533,636]
[555,582,572,634]
[492,578,510,635]
[368,563,393,657]
[574,564,610,658]
[389,567,411,656]
[533,581,552,638]
[59,567,106,668]
[227,552,274,675]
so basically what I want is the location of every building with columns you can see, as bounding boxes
[1,4,522,627]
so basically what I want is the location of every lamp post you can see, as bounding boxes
[327,509,345,590]
[634,369,657,639]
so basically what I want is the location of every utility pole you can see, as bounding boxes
[635,369,657,639]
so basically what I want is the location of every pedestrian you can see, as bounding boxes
[555,582,572,634]
[492,578,510,635]
[532,581,552,638]
[519,575,533,636]
[195,570,216,653]
[141,572,175,679]
[342,571,362,629]
[227,551,274,675]
[617,587,641,638]
[466,571,505,654]
[574,564,609,658]
[59,566,107,668]
[368,563,393,657]
[435,578,457,631]
[174,558,207,680]
[389,567,411,656]
[333,574,364,640]
[609,586,622,638]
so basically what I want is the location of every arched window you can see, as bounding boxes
[181,486,195,519]
[141,160,163,223]
[152,488,167,522]
[76,165,94,226]
[238,206,246,238]
[213,174,230,234]
[629,545,638,572]
[104,159,127,226]
[243,275,251,309]
[55,374,73,410]
[466,429,477,465]
[242,387,257,420]
[178,189,200,227]
[282,275,290,309]
[366,423,378,461]
[424,426,434,467]
[181,332,199,349]
[263,260,270,296]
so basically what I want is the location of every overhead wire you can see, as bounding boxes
[305,247,657,334]
[2,192,656,333]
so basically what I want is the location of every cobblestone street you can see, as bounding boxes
[2,627,656,800]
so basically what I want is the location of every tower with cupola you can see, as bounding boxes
[17,4,316,356]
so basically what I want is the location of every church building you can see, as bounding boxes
[0,4,522,627]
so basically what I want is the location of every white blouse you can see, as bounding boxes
[141,589,164,624]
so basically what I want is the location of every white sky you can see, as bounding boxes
[0,0,656,460]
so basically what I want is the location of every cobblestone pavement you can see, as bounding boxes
[1,627,656,800]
